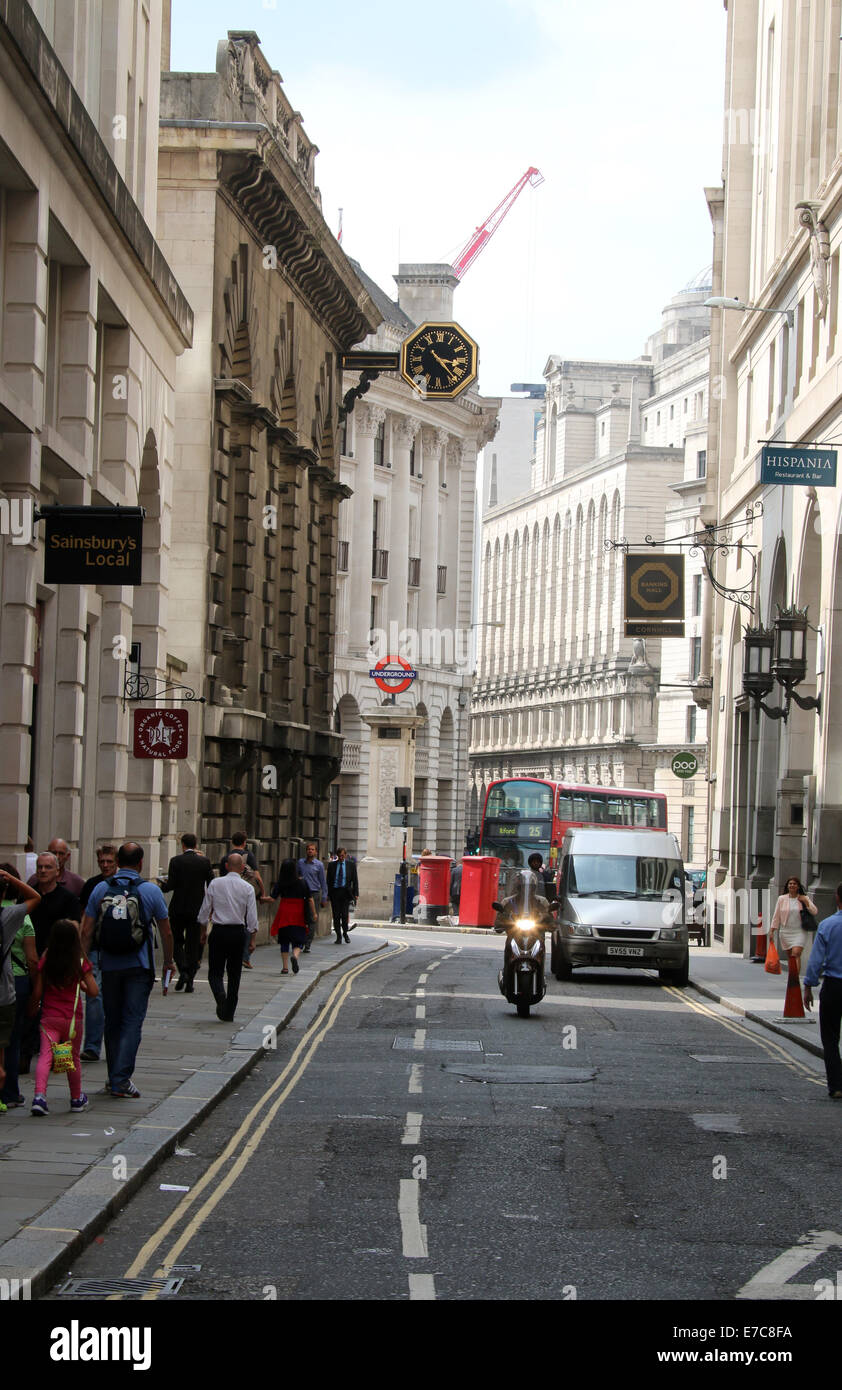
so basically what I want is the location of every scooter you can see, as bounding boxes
[492,901,548,1018]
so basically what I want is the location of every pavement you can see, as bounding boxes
[0,924,825,1297]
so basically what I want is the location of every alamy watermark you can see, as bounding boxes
[0,495,35,545]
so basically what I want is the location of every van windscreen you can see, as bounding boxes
[568,855,683,898]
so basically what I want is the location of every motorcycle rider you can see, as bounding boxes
[494,864,555,983]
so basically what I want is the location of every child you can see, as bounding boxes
[28,918,98,1115]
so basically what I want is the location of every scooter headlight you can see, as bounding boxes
[515,917,537,932]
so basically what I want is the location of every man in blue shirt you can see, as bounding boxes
[297,843,327,953]
[81,843,174,1099]
[803,883,842,1098]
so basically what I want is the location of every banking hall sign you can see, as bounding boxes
[40,506,144,586]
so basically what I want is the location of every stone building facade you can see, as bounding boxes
[332,263,499,917]
[157,32,381,880]
[706,0,842,948]
[470,282,714,869]
[0,1,193,874]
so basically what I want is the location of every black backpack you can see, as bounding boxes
[94,876,151,955]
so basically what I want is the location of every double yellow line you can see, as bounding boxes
[662,983,825,1087]
[115,943,407,1298]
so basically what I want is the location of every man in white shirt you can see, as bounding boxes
[198,854,259,1022]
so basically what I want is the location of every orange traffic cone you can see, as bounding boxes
[782,954,805,1019]
[765,935,781,974]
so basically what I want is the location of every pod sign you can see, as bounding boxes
[671,751,699,780]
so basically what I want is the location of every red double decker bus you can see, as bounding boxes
[479,777,668,882]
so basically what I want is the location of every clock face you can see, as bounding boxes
[400,322,479,399]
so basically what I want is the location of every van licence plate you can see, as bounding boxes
[606,946,645,957]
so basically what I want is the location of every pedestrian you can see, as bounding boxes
[28,918,98,1116]
[21,853,81,1074]
[219,831,257,876]
[297,842,327,953]
[0,861,40,1112]
[420,847,433,857]
[327,848,358,943]
[803,884,842,1099]
[78,845,117,1062]
[197,853,258,1021]
[160,834,212,993]
[27,839,85,897]
[29,853,81,953]
[0,865,40,1110]
[80,843,175,1099]
[450,859,463,915]
[270,860,315,973]
[239,861,272,970]
[770,876,818,970]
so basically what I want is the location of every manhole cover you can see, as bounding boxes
[443,1064,596,1084]
[392,1037,483,1052]
[57,1276,184,1297]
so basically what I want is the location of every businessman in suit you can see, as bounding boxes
[326,847,359,943]
[161,833,213,991]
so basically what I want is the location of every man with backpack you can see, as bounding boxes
[80,843,174,1099]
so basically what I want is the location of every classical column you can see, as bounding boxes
[349,402,384,655]
[419,427,446,636]
[388,414,419,635]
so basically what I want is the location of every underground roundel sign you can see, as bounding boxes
[369,655,417,694]
[671,751,699,780]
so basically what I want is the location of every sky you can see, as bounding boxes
[170,0,727,400]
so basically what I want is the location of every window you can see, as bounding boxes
[572,794,590,821]
[643,417,648,434]
[696,450,707,478]
[373,420,385,468]
[690,636,702,681]
[369,595,377,635]
[656,411,661,426]
[684,805,695,860]
[409,439,416,476]
[600,420,605,437]
[683,398,688,414]
[686,705,697,742]
[692,573,702,617]
[670,404,674,420]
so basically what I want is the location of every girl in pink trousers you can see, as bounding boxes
[28,918,98,1115]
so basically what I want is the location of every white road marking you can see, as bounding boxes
[402,1112,423,1145]
[415,987,425,997]
[415,1005,426,1020]
[418,974,428,984]
[398,1179,428,1258]
[691,1114,745,1133]
[409,1273,437,1300]
[737,1230,842,1300]
[408,1064,423,1094]
[413,1028,426,1050]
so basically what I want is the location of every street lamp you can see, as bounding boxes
[741,606,821,721]
[705,296,794,330]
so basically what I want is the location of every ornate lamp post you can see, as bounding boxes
[742,606,821,721]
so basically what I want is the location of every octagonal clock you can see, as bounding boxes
[400,321,479,399]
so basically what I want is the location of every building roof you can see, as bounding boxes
[347,258,416,332]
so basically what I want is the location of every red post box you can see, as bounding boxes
[458,855,501,928]
[417,856,452,923]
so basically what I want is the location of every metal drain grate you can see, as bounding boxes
[57,1276,184,1297]
[392,1036,483,1052]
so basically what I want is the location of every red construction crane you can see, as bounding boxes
[450,167,545,280]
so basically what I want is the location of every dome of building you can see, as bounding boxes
[681,265,713,294]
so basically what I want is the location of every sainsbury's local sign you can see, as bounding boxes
[41,506,144,586]
[760,446,837,488]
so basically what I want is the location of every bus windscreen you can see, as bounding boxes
[482,780,554,866]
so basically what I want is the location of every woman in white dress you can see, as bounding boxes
[769,877,818,967]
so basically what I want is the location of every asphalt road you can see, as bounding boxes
[46,930,842,1303]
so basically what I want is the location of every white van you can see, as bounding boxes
[551,826,689,986]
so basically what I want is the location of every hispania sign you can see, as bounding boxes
[760,446,837,487]
[42,507,144,585]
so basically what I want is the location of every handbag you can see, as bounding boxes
[801,906,819,932]
[41,981,80,1074]
[764,937,782,975]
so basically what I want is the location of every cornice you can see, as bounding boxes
[218,147,380,349]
